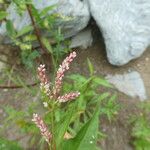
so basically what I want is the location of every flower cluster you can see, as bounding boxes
[32,113,52,143]
[58,92,80,103]
[38,64,51,97]
[37,51,79,101]
[53,51,77,97]
[33,51,80,144]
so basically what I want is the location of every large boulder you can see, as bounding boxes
[88,0,150,66]
[0,0,90,39]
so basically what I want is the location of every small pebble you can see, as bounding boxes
[0,109,3,114]
[137,64,141,67]
[145,57,149,61]
[3,89,8,92]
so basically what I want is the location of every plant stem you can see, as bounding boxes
[50,103,56,150]
[26,4,47,54]
[0,82,39,89]
[26,4,56,71]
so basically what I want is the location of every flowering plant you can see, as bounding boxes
[2,51,118,150]
[31,51,106,150]
[32,51,81,149]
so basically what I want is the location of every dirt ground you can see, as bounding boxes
[0,31,150,149]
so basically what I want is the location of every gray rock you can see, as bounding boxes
[88,0,150,65]
[0,0,90,39]
[70,28,93,49]
[106,71,147,101]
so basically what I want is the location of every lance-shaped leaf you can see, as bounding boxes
[62,104,100,150]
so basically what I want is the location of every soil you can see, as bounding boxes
[0,32,150,150]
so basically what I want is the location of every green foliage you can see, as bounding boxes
[6,20,16,37]
[2,0,70,69]
[16,25,33,37]
[21,49,40,68]
[100,94,118,121]
[43,72,113,150]
[3,105,38,133]
[42,62,118,149]
[62,106,100,150]
[0,11,7,20]
[2,65,119,149]
[0,138,23,150]
[87,58,94,76]
[131,102,150,150]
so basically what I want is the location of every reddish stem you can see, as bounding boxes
[0,82,39,89]
[26,4,47,54]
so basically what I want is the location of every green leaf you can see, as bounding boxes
[0,138,23,150]
[28,50,40,60]
[16,25,33,37]
[67,74,87,83]
[0,11,7,20]
[89,92,110,105]
[30,4,41,22]
[87,58,94,76]
[79,77,93,91]
[40,5,56,17]
[42,38,53,53]
[23,34,37,42]
[94,77,112,88]
[62,105,100,150]
[55,106,75,149]
[0,0,4,3]
[99,92,110,101]
[6,20,16,37]
[100,94,118,121]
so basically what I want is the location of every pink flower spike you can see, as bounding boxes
[38,64,48,84]
[38,64,51,96]
[53,51,77,97]
[57,92,80,103]
[32,113,52,143]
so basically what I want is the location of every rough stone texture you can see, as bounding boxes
[1,0,150,66]
[106,71,147,101]
[88,0,150,65]
[0,0,90,40]
[70,28,93,49]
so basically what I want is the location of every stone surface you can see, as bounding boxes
[0,0,90,40]
[1,0,150,66]
[88,0,150,66]
[106,71,147,101]
[70,28,93,49]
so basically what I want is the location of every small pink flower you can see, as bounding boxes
[32,113,52,143]
[38,64,48,84]
[38,64,51,96]
[57,92,80,103]
[53,51,77,97]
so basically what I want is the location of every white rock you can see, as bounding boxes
[0,0,90,39]
[106,71,147,101]
[88,0,150,66]
[70,28,93,49]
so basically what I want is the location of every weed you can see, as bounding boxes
[131,102,150,150]
[0,138,22,150]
